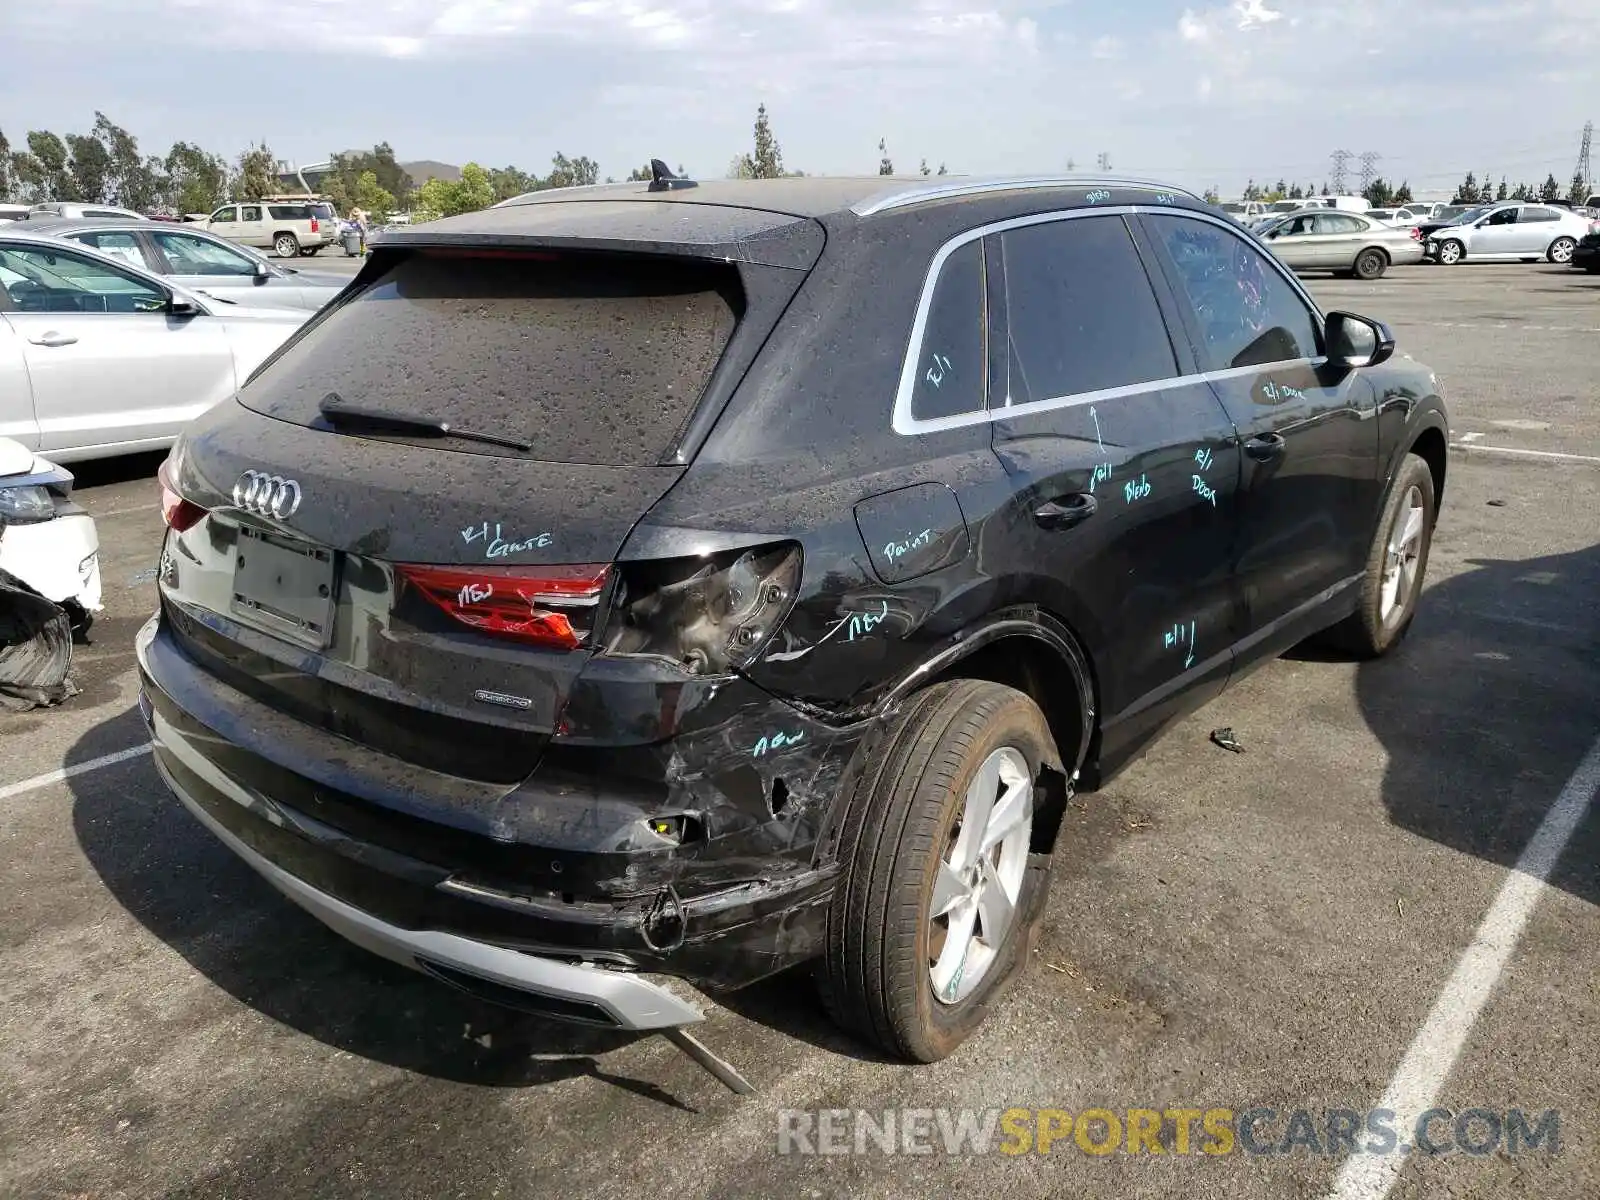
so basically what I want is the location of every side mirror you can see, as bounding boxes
[253,259,271,282]
[168,294,201,317]
[1326,311,1394,369]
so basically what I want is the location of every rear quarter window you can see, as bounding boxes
[238,249,742,466]
[905,239,987,422]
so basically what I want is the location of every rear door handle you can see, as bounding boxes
[28,331,78,348]
[1244,432,1286,461]
[1033,492,1098,531]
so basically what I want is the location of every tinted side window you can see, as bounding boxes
[1522,207,1558,222]
[1002,215,1177,404]
[268,205,309,220]
[908,239,986,421]
[1149,215,1321,371]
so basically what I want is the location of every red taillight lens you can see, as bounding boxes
[1409,226,1422,240]
[158,459,205,531]
[309,217,319,232]
[396,563,610,649]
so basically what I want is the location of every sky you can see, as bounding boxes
[3,0,1597,200]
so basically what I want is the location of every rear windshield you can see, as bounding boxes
[238,249,742,465]
[311,203,336,221]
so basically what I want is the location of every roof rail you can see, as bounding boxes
[852,175,1201,217]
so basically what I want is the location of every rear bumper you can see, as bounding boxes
[152,737,705,1030]
[136,611,863,1007]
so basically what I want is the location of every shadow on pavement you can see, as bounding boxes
[1358,541,1600,906]
[65,705,702,1108]
[65,449,167,489]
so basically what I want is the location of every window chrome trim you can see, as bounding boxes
[853,176,1201,218]
[891,205,1330,437]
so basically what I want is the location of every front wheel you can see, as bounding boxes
[1322,453,1436,658]
[1436,239,1464,265]
[273,233,299,259]
[820,679,1059,1062]
[1354,248,1388,280]
[1547,237,1576,264]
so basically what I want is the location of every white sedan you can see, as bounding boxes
[0,229,310,462]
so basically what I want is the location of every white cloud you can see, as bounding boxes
[1178,9,1209,41]
[1090,34,1123,59]
[1232,0,1282,29]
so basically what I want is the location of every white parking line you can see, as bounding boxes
[0,744,151,801]
[1451,443,1600,465]
[1328,732,1600,1200]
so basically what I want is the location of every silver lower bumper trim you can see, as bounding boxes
[150,737,705,1032]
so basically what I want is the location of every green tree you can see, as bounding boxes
[92,112,162,210]
[1495,177,1508,201]
[1510,181,1531,201]
[488,165,539,200]
[231,141,276,201]
[413,162,496,219]
[1202,186,1220,204]
[1569,171,1587,203]
[1539,173,1560,201]
[0,128,11,200]
[354,170,396,217]
[1242,178,1260,201]
[65,132,112,202]
[12,131,75,201]
[738,103,785,179]
[1393,181,1414,205]
[165,142,227,214]
[919,158,930,176]
[937,162,948,176]
[1453,171,1479,203]
[547,152,599,189]
[1318,180,1328,195]
[1274,178,1287,196]
[878,139,893,175]
[1363,178,1394,207]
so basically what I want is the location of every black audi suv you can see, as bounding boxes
[140,169,1448,1071]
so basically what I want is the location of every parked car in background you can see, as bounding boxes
[1424,202,1590,265]
[26,202,148,221]
[203,197,337,258]
[0,205,31,224]
[0,436,102,647]
[1571,217,1600,272]
[1367,207,1428,227]
[0,229,311,461]
[25,218,347,312]
[139,174,1448,1070]
[1257,209,1424,278]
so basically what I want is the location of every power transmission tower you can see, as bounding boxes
[1577,121,1594,197]
[1359,151,1382,194]
[1096,151,1112,172]
[1329,149,1353,195]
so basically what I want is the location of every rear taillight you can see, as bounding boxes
[601,543,802,674]
[158,459,205,532]
[397,563,610,649]
[309,217,319,232]
[1409,226,1422,240]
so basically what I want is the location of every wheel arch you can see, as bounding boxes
[1408,421,1448,513]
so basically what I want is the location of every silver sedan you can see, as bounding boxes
[1255,209,1425,279]
[23,217,348,312]
[0,229,310,462]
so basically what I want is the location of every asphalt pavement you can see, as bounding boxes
[1,263,1595,1200]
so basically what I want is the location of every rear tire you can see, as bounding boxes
[273,232,299,258]
[1354,248,1388,280]
[820,679,1060,1062]
[1322,453,1436,659]
[1436,239,1464,265]
[1548,237,1576,264]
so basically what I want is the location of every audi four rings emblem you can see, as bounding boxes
[233,471,302,519]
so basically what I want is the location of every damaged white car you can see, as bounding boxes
[0,437,101,709]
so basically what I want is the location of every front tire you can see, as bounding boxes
[1436,239,1464,265]
[1323,453,1436,659]
[1548,237,1576,264]
[820,679,1059,1062]
[273,233,299,259]
[1354,248,1388,280]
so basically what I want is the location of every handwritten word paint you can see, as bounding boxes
[885,529,934,563]
[457,582,493,606]
[925,353,953,389]
[1163,619,1197,668]
[1123,474,1151,504]
[1085,189,1111,204]
[1194,446,1214,473]
[1089,462,1114,493]
[462,522,553,559]
[1262,380,1307,403]
[753,730,805,757]
[1191,475,1219,507]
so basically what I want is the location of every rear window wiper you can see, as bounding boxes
[317,394,533,451]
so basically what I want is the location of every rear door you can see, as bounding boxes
[0,241,236,455]
[988,212,1242,735]
[1140,211,1381,655]
[1516,205,1562,254]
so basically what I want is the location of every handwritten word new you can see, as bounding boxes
[1192,475,1219,507]
[1085,189,1111,205]
[753,730,805,757]
[844,600,890,642]
[1089,462,1113,493]
[462,522,553,559]
[1163,619,1197,668]
[925,353,953,389]
[1194,446,1214,473]
[1262,380,1307,403]
[885,529,934,563]
[1123,474,1151,504]
[457,582,493,606]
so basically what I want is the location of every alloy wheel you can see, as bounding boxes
[1380,485,1425,626]
[1550,238,1575,264]
[928,746,1033,1006]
